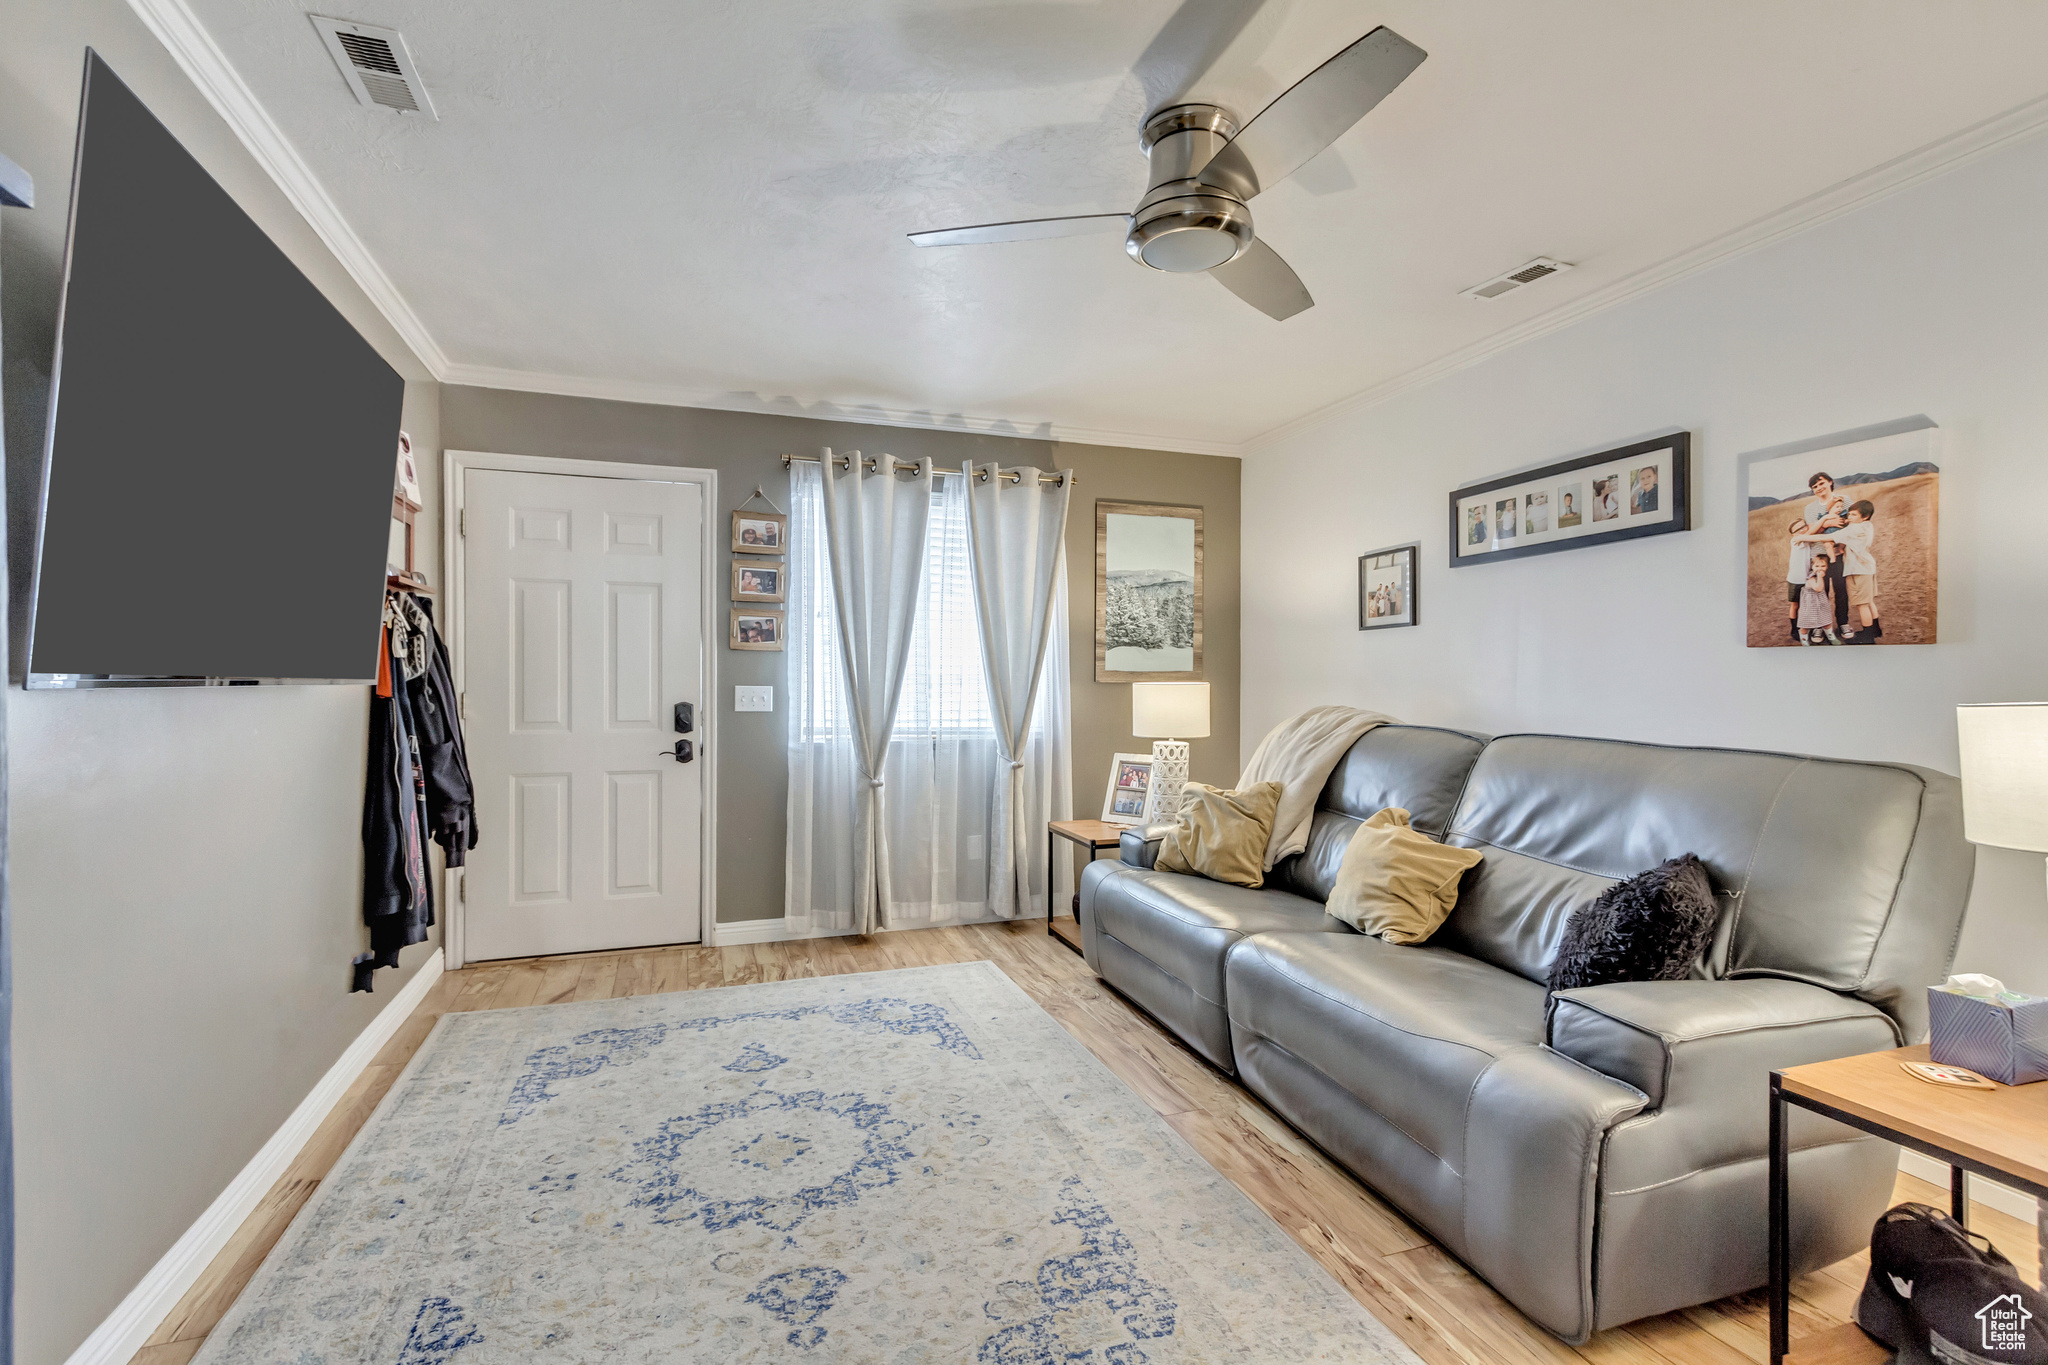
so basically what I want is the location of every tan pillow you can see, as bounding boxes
[1327,807,1484,943]
[1155,781,1285,888]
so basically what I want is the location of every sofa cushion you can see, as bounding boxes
[1269,725,1487,901]
[1327,808,1485,943]
[1156,781,1283,887]
[1548,854,1720,992]
[1548,978,1898,1109]
[1224,932,1547,1172]
[1087,865,1350,1036]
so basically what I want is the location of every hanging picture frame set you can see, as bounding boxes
[1450,433,1692,568]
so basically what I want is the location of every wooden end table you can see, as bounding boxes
[1047,819,1129,956]
[1770,1044,2048,1365]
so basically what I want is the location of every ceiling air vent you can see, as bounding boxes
[311,17,437,119]
[1461,256,1573,301]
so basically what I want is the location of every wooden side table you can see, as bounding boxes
[1047,819,1129,956]
[1771,1044,2048,1365]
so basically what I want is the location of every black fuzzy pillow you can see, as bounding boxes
[1548,854,1719,993]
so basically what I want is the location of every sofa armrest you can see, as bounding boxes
[1119,823,1178,868]
[1547,978,1903,1109]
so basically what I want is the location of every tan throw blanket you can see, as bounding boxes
[1240,705,1399,870]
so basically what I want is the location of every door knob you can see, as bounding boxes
[654,739,694,762]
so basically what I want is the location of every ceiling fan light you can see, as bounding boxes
[1126,194,1253,273]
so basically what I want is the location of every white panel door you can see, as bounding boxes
[462,467,706,960]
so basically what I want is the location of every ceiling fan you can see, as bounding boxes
[907,25,1426,321]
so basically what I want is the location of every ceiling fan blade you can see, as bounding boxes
[907,214,1130,248]
[1210,238,1313,320]
[1199,26,1425,198]
[1132,0,1273,116]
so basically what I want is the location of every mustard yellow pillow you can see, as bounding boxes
[1156,781,1284,889]
[1327,808,1484,943]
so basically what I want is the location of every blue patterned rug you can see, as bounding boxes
[195,962,1420,1363]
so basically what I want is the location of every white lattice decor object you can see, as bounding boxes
[1150,739,1190,819]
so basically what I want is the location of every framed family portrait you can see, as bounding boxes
[1359,543,1417,630]
[1450,433,1692,567]
[731,560,785,602]
[1100,752,1158,826]
[729,608,784,651]
[732,510,786,552]
[1739,417,1938,648]
[1096,500,1202,683]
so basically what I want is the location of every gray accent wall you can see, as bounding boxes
[440,387,1242,924]
[1,3,439,1359]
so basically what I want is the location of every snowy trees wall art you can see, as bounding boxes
[1095,502,1203,682]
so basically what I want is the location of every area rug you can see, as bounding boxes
[195,961,1421,1363]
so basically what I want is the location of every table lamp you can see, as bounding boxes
[1132,681,1209,820]
[1956,703,2048,897]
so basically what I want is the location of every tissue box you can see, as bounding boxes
[1927,988,2048,1085]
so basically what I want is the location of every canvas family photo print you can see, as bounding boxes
[1742,423,1938,647]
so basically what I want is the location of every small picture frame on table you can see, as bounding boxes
[1101,752,1159,826]
[732,560,786,602]
[732,510,787,552]
[1359,543,1418,630]
[730,609,784,651]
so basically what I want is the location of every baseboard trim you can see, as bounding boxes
[712,916,833,946]
[1898,1150,2037,1223]
[709,912,1032,946]
[61,947,445,1365]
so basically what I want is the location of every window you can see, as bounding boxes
[784,461,1070,932]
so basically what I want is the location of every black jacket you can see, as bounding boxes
[358,593,476,987]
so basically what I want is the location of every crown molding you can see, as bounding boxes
[132,0,2046,466]
[126,0,451,373]
[1247,90,2048,454]
[128,0,1240,458]
[437,361,1248,458]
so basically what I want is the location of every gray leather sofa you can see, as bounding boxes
[1078,726,1974,1341]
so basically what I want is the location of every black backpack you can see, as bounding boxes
[1857,1203,2045,1365]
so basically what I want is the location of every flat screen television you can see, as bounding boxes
[26,51,404,687]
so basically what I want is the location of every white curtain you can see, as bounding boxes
[787,461,1072,935]
[963,461,1074,917]
[818,448,934,934]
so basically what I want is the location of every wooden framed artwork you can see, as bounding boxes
[1450,433,1691,568]
[731,559,786,602]
[1096,500,1202,682]
[732,509,786,553]
[1359,543,1417,629]
[729,608,784,651]
[1100,752,1159,825]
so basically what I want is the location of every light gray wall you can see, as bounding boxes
[1,3,439,1359]
[1241,128,2048,996]
[440,388,1241,922]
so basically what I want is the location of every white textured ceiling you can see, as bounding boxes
[177,0,2048,452]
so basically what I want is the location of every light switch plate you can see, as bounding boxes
[735,685,774,713]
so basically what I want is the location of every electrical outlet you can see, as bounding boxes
[735,685,774,713]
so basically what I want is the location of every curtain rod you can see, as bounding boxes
[781,453,1072,487]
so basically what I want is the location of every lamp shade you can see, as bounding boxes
[1132,681,1210,738]
[1956,703,2048,852]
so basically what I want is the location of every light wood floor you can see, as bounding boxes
[132,919,2035,1365]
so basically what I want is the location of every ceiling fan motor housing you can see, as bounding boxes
[1128,104,1254,273]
